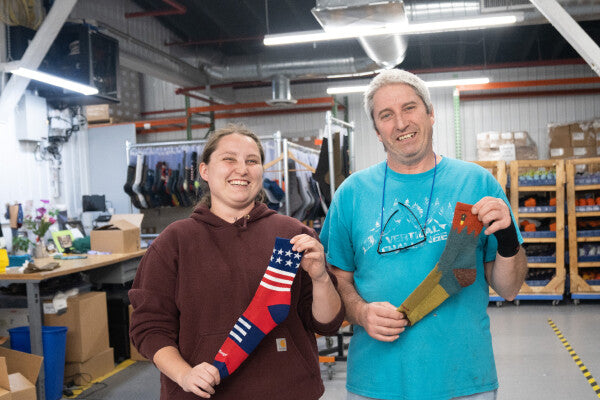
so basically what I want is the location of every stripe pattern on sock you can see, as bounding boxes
[213,237,302,379]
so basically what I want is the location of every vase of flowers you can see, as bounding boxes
[23,200,57,258]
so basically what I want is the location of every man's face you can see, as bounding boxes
[372,83,435,170]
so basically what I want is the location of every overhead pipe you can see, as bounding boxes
[460,88,600,101]
[125,0,186,18]
[187,97,335,115]
[456,77,600,91]
[455,76,600,101]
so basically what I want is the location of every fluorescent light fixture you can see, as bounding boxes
[327,85,369,95]
[264,14,519,46]
[10,67,99,95]
[426,77,490,87]
[326,77,490,94]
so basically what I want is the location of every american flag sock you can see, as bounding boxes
[213,237,303,379]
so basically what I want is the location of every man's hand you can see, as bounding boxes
[358,301,408,342]
[471,196,512,236]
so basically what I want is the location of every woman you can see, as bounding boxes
[129,124,344,399]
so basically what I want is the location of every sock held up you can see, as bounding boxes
[213,237,303,379]
[398,202,483,325]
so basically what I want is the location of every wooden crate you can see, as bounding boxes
[508,159,566,300]
[472,161,508,299]
[565,158,600,299]
[472,160,508,193]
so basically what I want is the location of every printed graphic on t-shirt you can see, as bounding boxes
[363,198,455,254]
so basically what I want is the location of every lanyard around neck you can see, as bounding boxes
[379,154,438,242]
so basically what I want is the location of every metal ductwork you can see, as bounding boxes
[97,0,600,90]
[312,0,408,69]
[197,45,379,82]
[266,75,297,106]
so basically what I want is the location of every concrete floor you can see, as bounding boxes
[73,302,600,400]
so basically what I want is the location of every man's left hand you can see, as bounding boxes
[471,196,512,236]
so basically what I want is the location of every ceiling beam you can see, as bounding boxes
[530,0,600,76]
[0,0,78,120]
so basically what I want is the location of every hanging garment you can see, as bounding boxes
[124,164,143,209]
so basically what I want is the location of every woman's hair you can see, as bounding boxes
[198,123,266,207]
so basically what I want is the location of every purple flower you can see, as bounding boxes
[40,199,49,204]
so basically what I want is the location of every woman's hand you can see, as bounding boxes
[178,362,221,398]
[290,234,328,283]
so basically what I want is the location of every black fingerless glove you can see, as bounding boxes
[493,219,520,258]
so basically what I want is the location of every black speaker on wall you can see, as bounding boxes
[7,23,119,107]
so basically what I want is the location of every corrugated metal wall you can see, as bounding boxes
[139,64,600,170]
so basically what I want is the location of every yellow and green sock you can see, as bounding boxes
[398,202,483,325]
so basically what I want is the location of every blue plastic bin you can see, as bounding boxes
[8,326,68,400]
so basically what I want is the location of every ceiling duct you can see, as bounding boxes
[312,0,408,69]
[266,75,297,106]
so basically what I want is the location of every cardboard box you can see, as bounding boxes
[515,144,538,160]
[548,124,571,148]
[549,146,573,159]
[513,131,530,147]
[499,132,514,145]
[44,292,110,363]
[0,347,43,400]
[572,146,597,158]
[570,123,596,147]
[64,347,114,386]
[549,145,597,159]
[128,306,148,362]
[90,214,143,254]
[85,104,110,123]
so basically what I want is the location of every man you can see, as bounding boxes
[320,69,527,400]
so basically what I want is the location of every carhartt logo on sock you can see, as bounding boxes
[213,237,303,379]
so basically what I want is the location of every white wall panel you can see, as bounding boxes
[0,108,89,245]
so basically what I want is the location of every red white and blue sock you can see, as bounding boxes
[213,237,302,379]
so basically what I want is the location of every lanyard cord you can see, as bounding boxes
[380,154,438,240]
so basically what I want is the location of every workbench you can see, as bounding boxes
[0,250,146,400]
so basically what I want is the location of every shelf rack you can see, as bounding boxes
[472,160,509,302]
[566,158,600,302]
[509,159,566,304]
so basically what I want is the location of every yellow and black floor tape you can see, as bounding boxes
[548,319,600,399]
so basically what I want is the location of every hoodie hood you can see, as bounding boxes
[190,202,276,229]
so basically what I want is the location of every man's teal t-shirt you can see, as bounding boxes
[320,157,522,400]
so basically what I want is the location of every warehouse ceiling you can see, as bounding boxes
[126,0,600,79]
